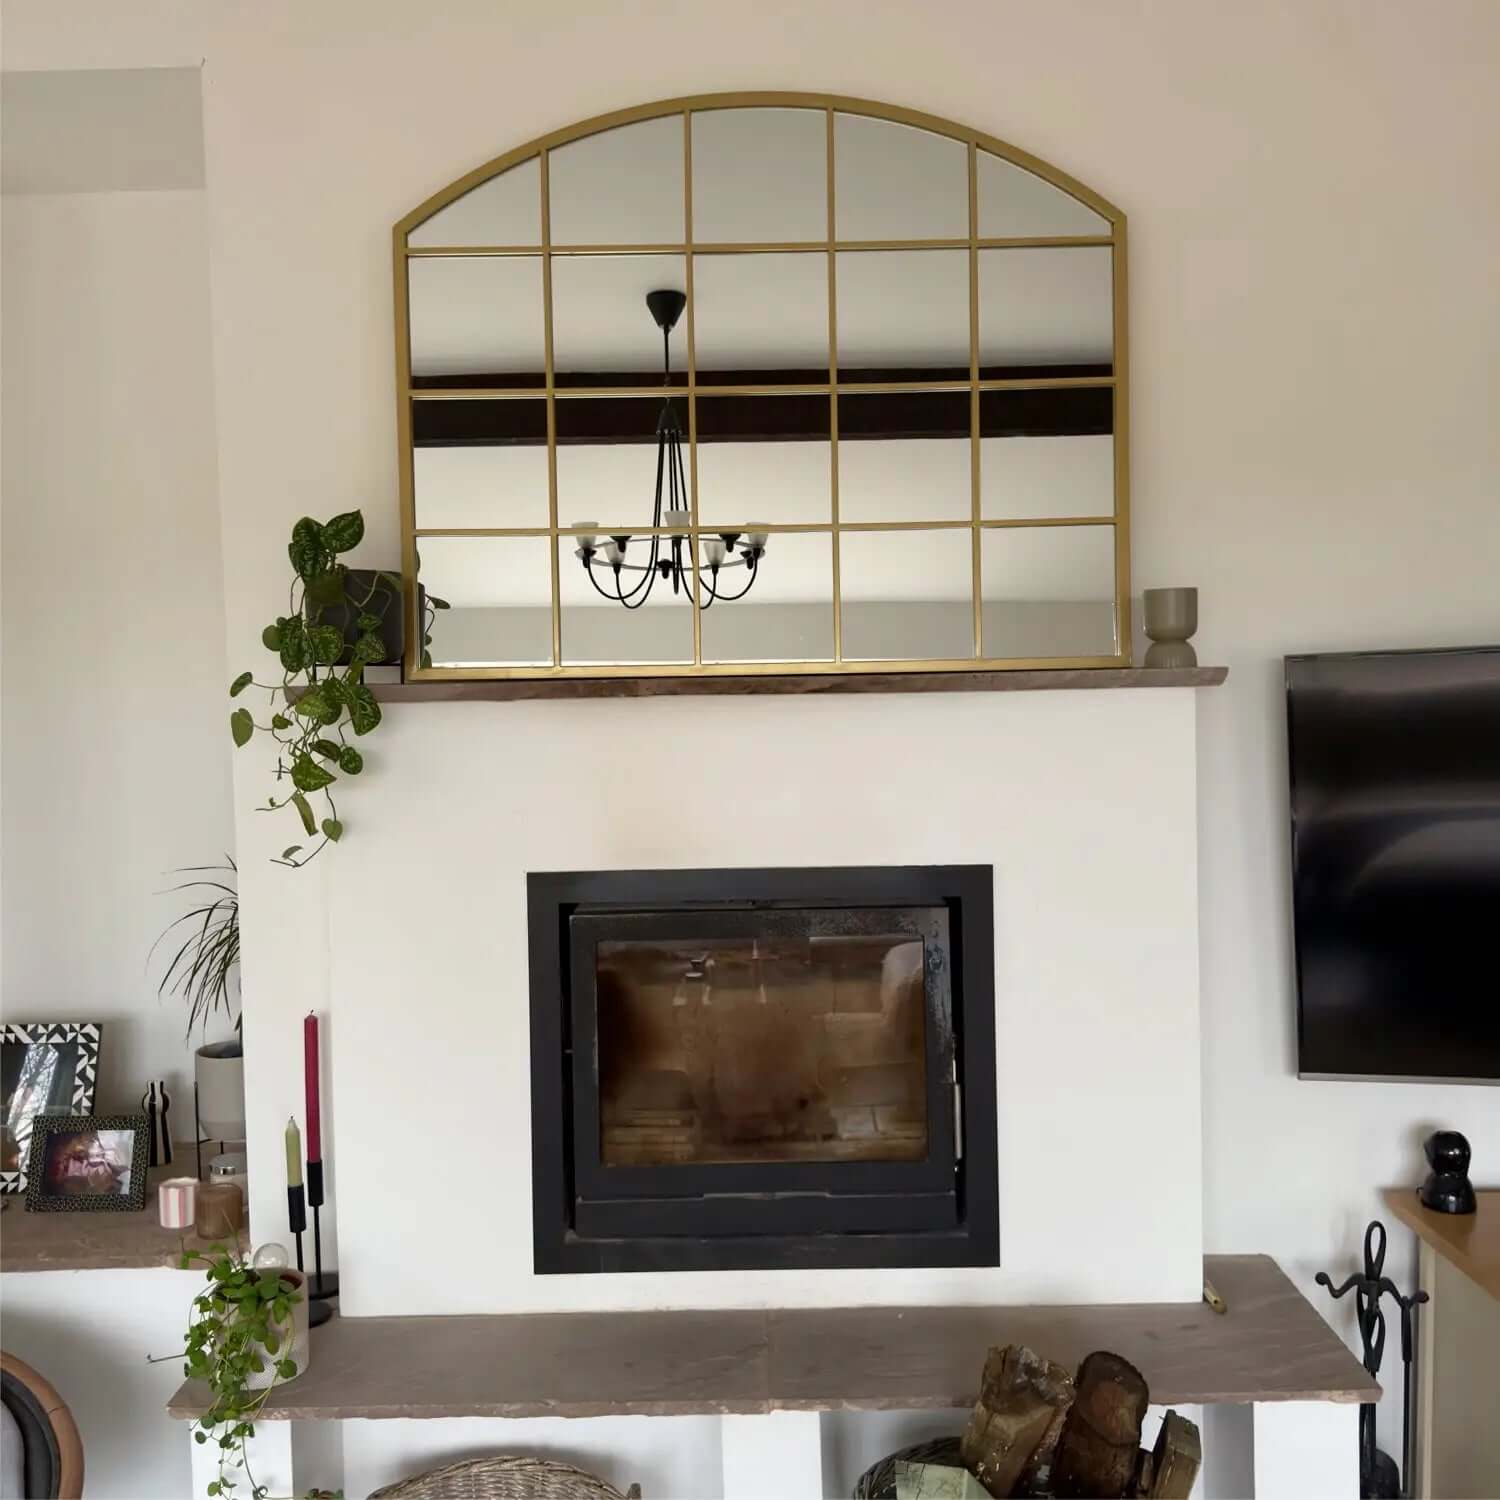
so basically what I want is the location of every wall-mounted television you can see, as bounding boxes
[1286,645,1500,1082]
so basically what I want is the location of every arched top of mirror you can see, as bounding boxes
[397,93,1121,250]
[396,96,1127,680]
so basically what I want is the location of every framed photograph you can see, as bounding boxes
[1,1022,102,1194]
[24,1115,148,1212]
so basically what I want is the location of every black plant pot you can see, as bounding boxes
[317,569,422,668]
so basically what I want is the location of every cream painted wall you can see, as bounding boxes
[325,689,1203,1315]
[0,188,235,1109]
[3,1,1498,1490]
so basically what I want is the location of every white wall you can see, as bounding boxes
[328,689,1203,1315]
[0,184,234,1110]
[0,1268,198,1499]
[3,0,1499,1491]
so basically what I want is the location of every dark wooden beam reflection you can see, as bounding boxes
[413,366,1113,446]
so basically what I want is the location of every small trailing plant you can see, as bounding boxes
[154,1245,304,1499]
[151,860,240,1036]
[229,510,391,869]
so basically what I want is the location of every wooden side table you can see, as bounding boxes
[1383,1188,1500,1498]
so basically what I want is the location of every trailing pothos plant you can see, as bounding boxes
[229,510,389,869]
[153,1245,305,1500]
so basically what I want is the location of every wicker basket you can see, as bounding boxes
[368,1455,642,1499]
[852,1436,966,1499]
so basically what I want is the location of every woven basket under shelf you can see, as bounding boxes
[368,1455,642,1500]
[853,1436,966,1499]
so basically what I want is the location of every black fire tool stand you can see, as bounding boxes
[1316,1219,1428,1500]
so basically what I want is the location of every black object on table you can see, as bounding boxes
[1316,1220,1428,1500]
[1418,1129,1476,1215]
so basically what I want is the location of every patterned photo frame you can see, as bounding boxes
[24,1113,147,1212]
[1,1022,102,1194]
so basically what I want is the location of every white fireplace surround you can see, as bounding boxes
[239,685,1204,1315]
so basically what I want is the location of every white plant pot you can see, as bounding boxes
[243,1268,310,1390]
[195,1042,245,1141]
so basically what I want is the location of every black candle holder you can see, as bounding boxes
[306,1159,339,1311]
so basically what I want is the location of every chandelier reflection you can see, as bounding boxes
[571,290,768,610]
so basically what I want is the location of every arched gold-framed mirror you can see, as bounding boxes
[394,93,1127,680]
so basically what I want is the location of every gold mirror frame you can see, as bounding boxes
[393,92,1128,680]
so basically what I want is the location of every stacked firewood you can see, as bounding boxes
[894,1346,1200,1499]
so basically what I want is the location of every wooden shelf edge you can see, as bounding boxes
[349,666,1228,704]
[167,1252,1375,1423]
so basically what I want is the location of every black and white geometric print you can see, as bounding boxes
[0,1022,102,1194]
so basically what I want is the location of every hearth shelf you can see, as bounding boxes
[167,1254,1373,1422]
[348,666,1226,703]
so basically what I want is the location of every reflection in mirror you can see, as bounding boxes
[549,116,684,245]
[838,528,974,661]
[981,432,1114,521]
[418,536,554,666]
[837,250,968,375]
[692,108,826,243]
[407,256,544,382]
[692,253,828,383]
[414,400,550,529]
[551,254,687,384]
[978,247,1112,373]
[837,392,970,522]
[559,534,694,665]
[700,530,833,663]
[697,395,830,526]
[976,152,1107,239]
[408,158,541,247]
[980,524,1116,658]
[555,394,681,529]
[834,114,967,241]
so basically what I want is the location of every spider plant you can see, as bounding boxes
[153,860,241,1037]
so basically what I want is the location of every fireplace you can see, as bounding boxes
[528,866,998,1273]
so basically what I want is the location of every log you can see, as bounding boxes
[1051,1351,1150,1499]
[959,1343,1074,1498]
[1145,1410,1201,1499]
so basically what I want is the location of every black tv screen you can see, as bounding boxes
[1287,646,1500,1082]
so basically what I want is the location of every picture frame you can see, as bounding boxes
[1,1022,102,1194]
[24,1114,148,1212]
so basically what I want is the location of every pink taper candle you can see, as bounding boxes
[304,1012,322,1162]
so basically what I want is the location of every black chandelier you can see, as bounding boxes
[572,290,768,610]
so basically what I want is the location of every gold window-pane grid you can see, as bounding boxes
[396,94,1128,679]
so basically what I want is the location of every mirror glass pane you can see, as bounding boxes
[692,252,828,384]
[418,536,554,667]
[834,114,967,241]
[978,247,1112,373]
[555,394,681,531]
[408,158,541,247]
[559,535,694,664]
[700,531,833,663]
[838,528,974,661]
[837,250,968,376]
[692,108,825,243]
[976,152,1107,238]
[981,429,1114,521]
[549,116,684,245]
[413,400,549,528]
[551,254,687,385]
[697,394,831,526]
[837,392,970,522]
[980,524,1116,658]
[407,256,544,382]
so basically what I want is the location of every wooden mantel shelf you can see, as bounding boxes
[168,1254,1373,1423]
[1,1160,249,1273]
[353,666,1227,704]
